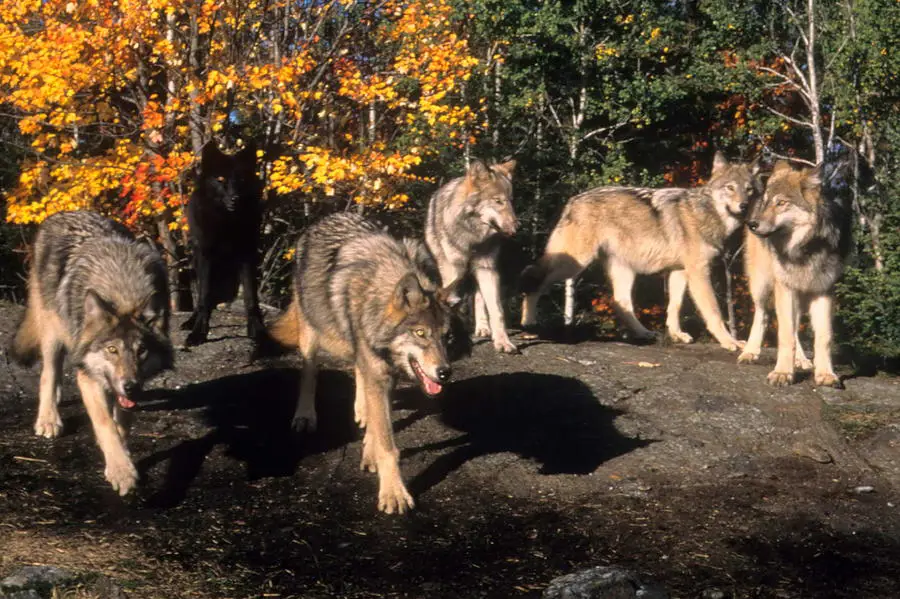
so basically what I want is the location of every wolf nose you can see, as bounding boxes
[436,366,452,383]
[747,221,758,231]
[123,381,140,396]
[739,201,749,212]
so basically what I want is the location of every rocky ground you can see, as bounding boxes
[1,301,898,598]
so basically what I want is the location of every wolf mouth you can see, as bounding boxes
[409,358,443,396]
[117,394,136,409]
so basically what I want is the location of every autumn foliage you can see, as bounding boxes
[0,0,480,228]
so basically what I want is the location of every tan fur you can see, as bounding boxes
[521,153,759,350]
[738,161,848,387]
[269,293,303,349]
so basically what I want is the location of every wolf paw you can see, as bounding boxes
[183,329,208,347]
[34,415,63,439]
[474,326,492,339]
[814,371,843,388]
[292,414,317,434]
[669,331,694,344]
[105,458,138,496]
[719,338,746,352]
[767,370,795,387]
[795,355,814,370]
[377,479,415,515]
[737,350,760,364]
[493,338,520,354]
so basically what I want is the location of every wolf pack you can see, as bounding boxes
[8,144,850,514]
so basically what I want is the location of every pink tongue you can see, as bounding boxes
[117,395,136,409]
[422,377,443,396]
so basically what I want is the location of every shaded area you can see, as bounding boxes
[138,367,359,507]
[404,372,650,497]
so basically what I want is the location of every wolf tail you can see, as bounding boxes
[10,302,41,366]
[268,294,301,349]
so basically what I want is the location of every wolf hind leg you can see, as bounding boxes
[35,334,65,439]
[292,325,319,433]
[520,253,589,328]
[607,258,655,341]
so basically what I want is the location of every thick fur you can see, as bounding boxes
[183,141,270,348]
[520,152,760,351]
[270,213,461,514]
[10,210,173,495]
[738,161,850,387]
[425,160,519,353]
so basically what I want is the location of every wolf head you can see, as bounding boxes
[198,141,262,212]
[386,272,464,397]
[746,160,821,239]
[460,160,518,238]
[76,290,174,410]
[707,151,761,222]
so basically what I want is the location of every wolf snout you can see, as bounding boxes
[739,201,749,213]
[436,365,452,383]
[123,380,141,396]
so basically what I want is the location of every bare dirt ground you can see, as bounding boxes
[1,300,899,598]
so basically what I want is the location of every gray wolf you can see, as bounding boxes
[183,141,269,348]
[269,212,461,514]
[520,152,760,350]
[9,210,173,495]
[425,160,519,353]
[738,160,850,387]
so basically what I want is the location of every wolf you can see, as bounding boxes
[737,161,850,387]
[425,160,519,353]
[183,141,269,348]
[9,210,173,495]
[520,152,760,350]
[269,212,461,514]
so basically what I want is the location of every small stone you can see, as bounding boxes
[700,589,727,599]
[1,566,75,591]
[792,442,833,464]
[543,565,668,599]
[853,485,875,494]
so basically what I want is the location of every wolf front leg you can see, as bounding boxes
[767,281,798,387]
[356,360,413,514]
[665,269,693,344]
[474,265,518,353]
[809,294,841,388]
[185,249,213,346]
[76,370,138,495]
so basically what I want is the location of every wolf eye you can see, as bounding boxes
[106,345,118,354]
[414,328,427,338]
[494,197,505,204]
[776,199,788,207]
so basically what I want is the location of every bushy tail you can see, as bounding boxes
[10,304,40,366]
[268,295,301,349]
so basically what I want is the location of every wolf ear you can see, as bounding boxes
[712,151,729,175]
[749,157,761,176]
[493,160,516,178]
[236,140,258,166]
[393,272,426,312]
[435,277,468,309]
[201,142,227,170]
[802,165,822,189]
[83,289,114,325]
[466,160,491,182]
[772,160,793,175]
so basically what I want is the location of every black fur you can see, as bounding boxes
[183,141,272,350]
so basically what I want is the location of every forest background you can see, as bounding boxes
[1,0,898,362]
